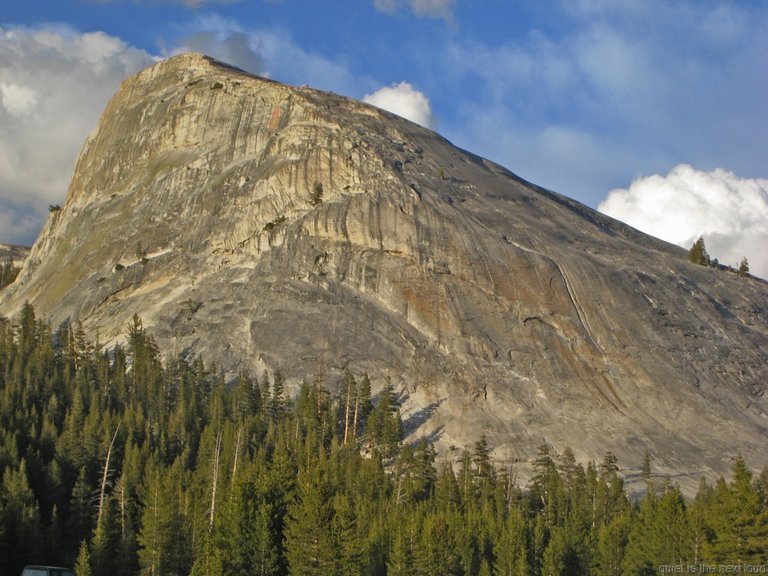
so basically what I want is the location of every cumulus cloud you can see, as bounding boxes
[439,1,768,208]
[0,25,153,245]
[373,0,455,20]
[598,165,768,279]
[363,82,437,128]
[0,18,367,247]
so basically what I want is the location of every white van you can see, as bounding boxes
[21,567,75,576]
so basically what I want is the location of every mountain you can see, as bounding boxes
[1,53,766,490]
[0,243,30,263]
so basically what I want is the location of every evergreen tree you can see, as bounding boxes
[365,381,402,458]
[641,449,653,493]
[705,455,768,565]
[596,512,630,576]
[435,463,462,513]
[738,257,750,277]
[493,506,528,576]
[418,513,461,576]
[0,461,42,575]
[388,511,417,576]
[75,539,92,576]
[268,370,287,422]
[137,462,192,576]
[623,486,690,573]
[91,495,123,576]
[189,535,223,576]
[218,464,287,576]
[332,491,363,576]
[285,462,336,576]
[688,236,711,266]
[472,435,496,497]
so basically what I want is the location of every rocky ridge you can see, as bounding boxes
[1,53,767,491]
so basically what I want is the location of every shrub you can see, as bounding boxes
[309,182,324,206]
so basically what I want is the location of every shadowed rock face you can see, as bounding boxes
[2,53,767,490]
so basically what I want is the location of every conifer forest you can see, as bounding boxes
[0,304,766,575]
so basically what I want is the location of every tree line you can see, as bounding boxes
[0,304,766,576]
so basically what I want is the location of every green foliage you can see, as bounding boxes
[365,380,403,458]
[74,540,92,576]
[0,304,765,575]
[738,257,750,277]
[688,236,711,266]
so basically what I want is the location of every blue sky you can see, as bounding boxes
[1,0,767,276]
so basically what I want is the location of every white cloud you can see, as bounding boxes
[363,82,437,128]
[0,25,153,245]
[373,0,455,20]
[598,165,768,279]
[0,83,39,116]
[439,2,768,209]
[0,19,372,246]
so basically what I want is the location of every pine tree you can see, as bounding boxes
[388,511,417,576]
[75,539,92,576]
[418,513,461,576]
[365,380,402,458]
[641,450,652,492]
[596,512,630,576]
[705,455,768,565]
[285,463,336,576]
[332,492,363,576]
[137,463,192,576]
[738,257,750,277]
[189,534,224,576]
[541,528,568,576]
[473,435,496,496]
[218,466,287,576]
[493,506,528,576]
[353,373,373,438]
[435,463,462,513]
[622,486,690,573]
[688,236,711,266]
[268,370,287,422]
[0,461,42,575]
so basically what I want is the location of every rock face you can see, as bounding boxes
[0,243,30,263]
[2,53,767,490]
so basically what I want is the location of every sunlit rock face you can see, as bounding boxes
[3,53,767,491]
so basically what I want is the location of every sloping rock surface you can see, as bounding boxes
[2,53,767,489]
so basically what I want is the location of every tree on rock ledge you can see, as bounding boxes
[688,236,711,266]
[738,257,750,277]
